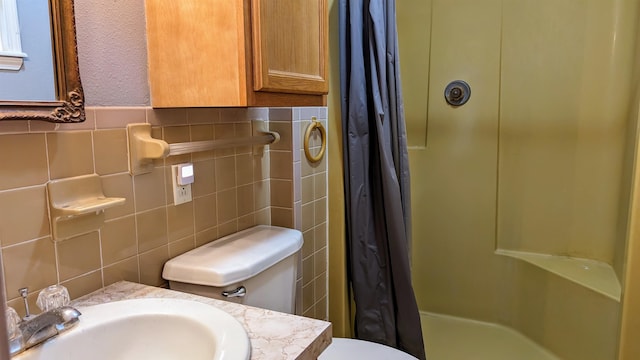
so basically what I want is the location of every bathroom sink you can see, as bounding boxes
[13,298,250,360]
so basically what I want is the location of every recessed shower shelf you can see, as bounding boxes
[495,249,621,301]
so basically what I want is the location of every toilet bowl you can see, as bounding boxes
[162,225,417,360]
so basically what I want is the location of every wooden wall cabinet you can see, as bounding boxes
[145,0,328,108]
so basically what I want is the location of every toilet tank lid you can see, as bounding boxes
[162,225,303,287]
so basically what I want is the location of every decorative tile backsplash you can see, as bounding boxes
[0,106,328,321]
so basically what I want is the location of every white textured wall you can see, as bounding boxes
[75,0,150,105]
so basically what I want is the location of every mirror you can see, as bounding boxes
[0,0,84,123]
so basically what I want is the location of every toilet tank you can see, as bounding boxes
[162,225,303,314]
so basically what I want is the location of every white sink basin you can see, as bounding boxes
[13,298,250,360]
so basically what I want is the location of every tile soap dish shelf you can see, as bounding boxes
[47,174,125,241]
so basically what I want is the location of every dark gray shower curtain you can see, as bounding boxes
[339,0,426,359]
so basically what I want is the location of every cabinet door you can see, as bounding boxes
[251,0,328,95]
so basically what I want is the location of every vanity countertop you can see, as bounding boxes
[72,281,332,360]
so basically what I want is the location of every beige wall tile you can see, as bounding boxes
[93,129,129,175]
[314,224,327,252]
[254,180,270,210]
[218,221,238,238]
[314,248,327,278]
[217,189,238,224]
[236,154,254,186]
[195,227,217,247]
[167,202,194,242]
[301,203,314,232]
[295,279,303,315]
[215,156,236,191]
[312,151,327,174]
[57,232,101,281]
[293,164,301,203]
[61,270,103,300]
[302,176,314,204]
[136,208,168,253]
[147,108,188,126]
[269,122,293,151]
[194,194,217,232]
[235,123,252,155]
[139,245,169,287]
[314,173,327,198]
[55,107,96,131]
[292,122,301,161]
[303,307,314,319]
[29,121,57,133]
[134,167,166,211]
[214,124,235,158]
[191,124,215,161]
[238,214,255,231]
[294,201,302,230]
[302,282,314,313]
[299,107,320,120]
[314,273,327,302]
[3,237,57,298]
[163,126,191,165]
[0,186,50,247]
[302,230,314,258]
[95,107,146,129]
[0,121,29,134]
[169,236,195,258]
[269,108,293,121]
[6,291,38,317]
[271,180,292,208]
[101,216,137,265]
[316,295,327,320]
[47,131,94,180]
[254,153,269,181]
[303,256,314,286]
[151,127,165,168]
[270,151,293,179]
[301,150,314,177]
[314,198,327,225]
[101,173,135,220]
[254,208,270,225]
[0,134,48,190]
[237,184,254,217]
[103,257,139,286]
[188,108,219,124]
[272,207,293,228]
[0,108,318,310]
[192,159,216,197]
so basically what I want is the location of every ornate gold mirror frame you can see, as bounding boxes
[0,0,84,123]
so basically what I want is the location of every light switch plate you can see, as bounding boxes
[171,164,192,205]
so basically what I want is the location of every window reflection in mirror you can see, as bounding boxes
[0,0,56,101]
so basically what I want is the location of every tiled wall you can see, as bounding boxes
[268,107,329,320]
[299,110,328,321]
[0,107,326,316]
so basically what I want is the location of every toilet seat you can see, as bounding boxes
[318,338,419,360]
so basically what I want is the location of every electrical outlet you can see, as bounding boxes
[172,165,192,205]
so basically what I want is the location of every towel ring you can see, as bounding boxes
[304,117,326,163]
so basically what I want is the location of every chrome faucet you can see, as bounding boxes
[7,286,81,357]
[17,306,81,351]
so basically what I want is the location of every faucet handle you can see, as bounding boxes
[36,285,70,312]
[6,306,21,339]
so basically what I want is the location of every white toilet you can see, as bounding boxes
[162,225,417,360]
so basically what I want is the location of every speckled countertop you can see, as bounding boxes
[71,281,332,360]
